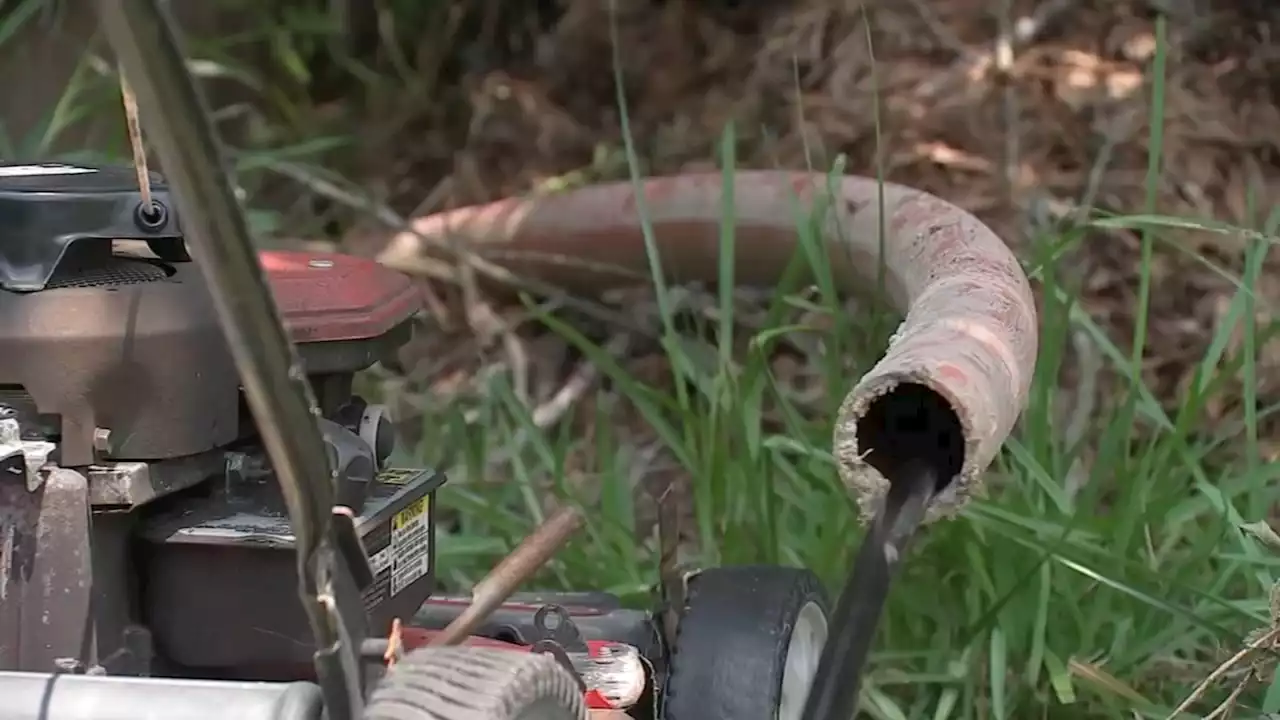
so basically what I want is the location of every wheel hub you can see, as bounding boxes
[778,601,829,720]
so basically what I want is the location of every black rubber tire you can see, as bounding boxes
[364,647,587,720]
[663,565,829,720]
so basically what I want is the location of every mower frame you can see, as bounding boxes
[91,1,376,718]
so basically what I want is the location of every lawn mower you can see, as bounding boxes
[0,157,832,717]
[0,2,1039,720]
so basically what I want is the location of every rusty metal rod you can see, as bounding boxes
[91,0,339,654]
[431,506,585,646]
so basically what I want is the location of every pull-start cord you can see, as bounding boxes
[801,460,937,720]
[118,69,156,214]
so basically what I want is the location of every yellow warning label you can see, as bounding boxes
[390,496,431,594]
[393,497,428,530]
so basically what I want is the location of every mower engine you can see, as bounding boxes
[0,163,441,681]
[0,162,841,720]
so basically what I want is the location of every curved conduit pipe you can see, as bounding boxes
[380,171,1037,520]
[378,170,1039,716]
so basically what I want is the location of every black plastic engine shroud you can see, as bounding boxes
[0,162,402,466]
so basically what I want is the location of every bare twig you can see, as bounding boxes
[1165,625,1280,719]
[260,159,646,333]
[118,68,154,211]
[903,0,968,57]
[531,335,630,428]
[408,176,455,219]
[1201,674,1250,720]
[1062,328,1100,502]
[995,0,1020,207]
[430,505,584,647]
[916,0,1077,99]
[418,278,454,331]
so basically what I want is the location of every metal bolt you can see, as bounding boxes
[0,418,19,444]
[93,428,112,454]
[308,258,334,269]
[53,657,84,674]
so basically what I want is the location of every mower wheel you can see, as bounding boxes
[364,646,587,720]
[663,566,829,720]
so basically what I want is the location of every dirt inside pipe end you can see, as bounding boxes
[833,373,979,525]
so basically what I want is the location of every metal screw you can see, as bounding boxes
[308,258,334,269]
[53,658,84,674]
[0,418,19,444]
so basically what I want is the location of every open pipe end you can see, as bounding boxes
[830,187,1037,525]
[853,382,965,496]
[835,362,1000,524]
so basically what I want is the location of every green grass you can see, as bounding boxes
[13,3,1280,717]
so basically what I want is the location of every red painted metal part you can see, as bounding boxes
[397,628,629,711]
[422,596,608,617]
[258,252,628,706]
[260,250,423,343]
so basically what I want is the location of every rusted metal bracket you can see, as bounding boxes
[0,467,92,672]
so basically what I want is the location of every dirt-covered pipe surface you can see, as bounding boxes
[378,171,1038,521]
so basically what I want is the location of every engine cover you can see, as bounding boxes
[141,464,444,675]
[0,162,421,465]
[259,249,422,374]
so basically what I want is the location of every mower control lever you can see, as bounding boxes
[801,459,938,720]
[91,2,365,719]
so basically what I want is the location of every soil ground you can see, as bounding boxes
[316,0,1280,458]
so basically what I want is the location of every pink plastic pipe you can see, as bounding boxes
[378,171,1038,521]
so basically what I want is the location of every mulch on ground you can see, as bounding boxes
[325,0,1280,464]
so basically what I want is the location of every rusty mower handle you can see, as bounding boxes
[92,3,364,719]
